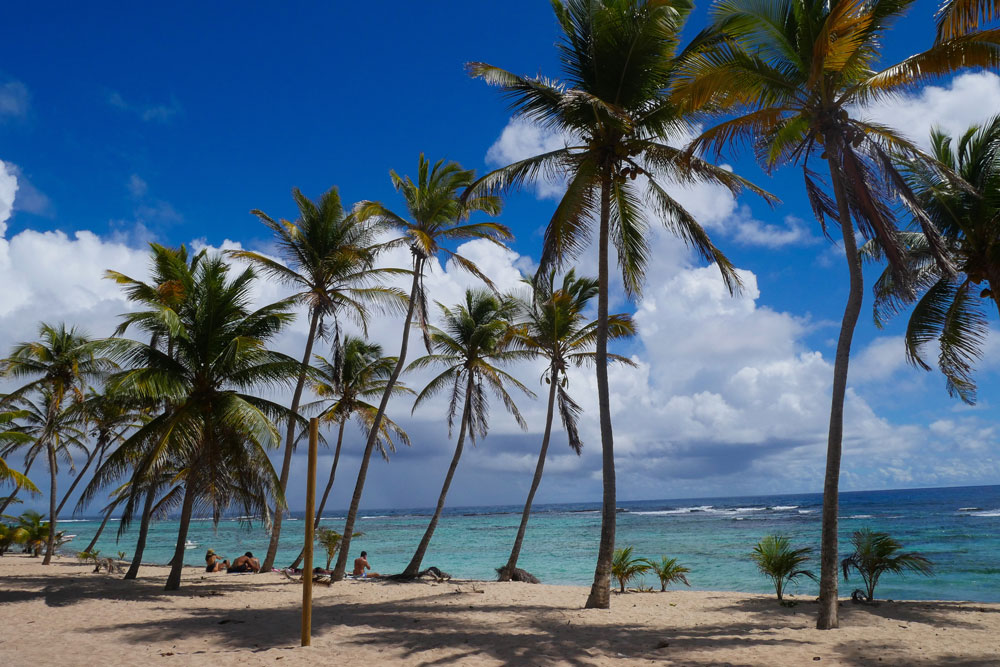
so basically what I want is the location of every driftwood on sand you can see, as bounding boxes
[386,566,452,582]
[496,566,540,584]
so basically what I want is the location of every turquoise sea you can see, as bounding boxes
[56,484,1000,602]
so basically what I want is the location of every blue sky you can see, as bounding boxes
[3,1,1000,515]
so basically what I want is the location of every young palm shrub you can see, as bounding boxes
[401,289,534,577]
[498,270,635,582]
[96,255,302,590]
[333,155,509,581]
[611,546,651,594]
[315,528,363,571]
[287,338,412,570]
[468,0,770,608]
[648,556,691,592]
[16,510,50,557]
[751,535,817,601]
[841,529,933,602]
[685,0,1000,629]
[0,522,27,555]
[229,187,405,572]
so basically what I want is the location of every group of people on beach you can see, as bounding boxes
[205,548,379,577]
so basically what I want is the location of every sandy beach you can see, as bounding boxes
[0,555,997,666]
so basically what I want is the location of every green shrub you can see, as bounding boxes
[842,528,932,601]
[751,535,816,600]
[611,546,651,593]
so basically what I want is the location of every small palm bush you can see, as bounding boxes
[842,529,933,602]
[316,528,363,570]
[648,556,691,592]
[612,546,651,593]
[751,535,816,601]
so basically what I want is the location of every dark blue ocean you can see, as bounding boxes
[57,484,1000,601]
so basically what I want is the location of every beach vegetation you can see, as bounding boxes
[332,154,509,581]
[316,528,363,571]
[687,0,1000,628]
[751,535,817,601]
[229,187,405,573]
[499,270,635,581]
[16,510,51,557]
[401,289,534,577]
[612,546,652,593]
[0,522,27,555]
[648,555,692,592]
[841,528,933,602]
[468,0,769,608]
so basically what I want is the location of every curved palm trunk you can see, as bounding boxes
[402,377,473,577]
[0,456,35,515]
[289,418,347,570]
[83,497,120,554]
[165,481,197,591]
[56,438,106,518]
[500,367,558,580]
[124,486,157,580]
[586,171,616,609]
[43,443,58,565]
[333,261,422,581]
[261,309,321,573]
[816,150,864,630]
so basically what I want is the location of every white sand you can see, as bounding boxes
[1,554,998,665]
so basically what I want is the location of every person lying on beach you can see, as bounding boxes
[205,549,229,573]
[352,551,380,578]
[228,552,260,573]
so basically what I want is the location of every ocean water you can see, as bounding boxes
[54,484,1000,602]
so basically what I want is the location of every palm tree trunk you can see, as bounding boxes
[124,486,157,580]
[261,308,321,573]
[402,376,473,577]
[165,482,197,591]
[816,149,864,630]
[42,443,58,565]
[585,169,616,609]
[56,438,105,518]
[289,418,347,570]
[500,366,558,581]
[333,261,422,581]
[0,455,35,515]
[83,497,119,554]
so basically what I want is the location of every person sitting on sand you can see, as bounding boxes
[205,549,229,573]
[352,550,380,578]
[228,551,260,573]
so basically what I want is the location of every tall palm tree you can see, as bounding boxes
[498,270,635,581]
[104,243,204,578]
[682,0,1000,628]
[467,0,768,608]
[401,289,534,577]
[95,255,302,590]
[864,118,1000,404]
[287,337,412,570]
[331,155,511,581]
[229,186,406,572]
[936,0,1000,41]
[1,323,112,564]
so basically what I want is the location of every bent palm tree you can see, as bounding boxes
[230,186,405,572]
[332,155,510,581]
[865,118,1000,404]
[401,289,534,577]
[685,0,1000,628]
[468,0,770,609]
[96,255,302,590]
[499,270,635,581]
[287,338,412,570]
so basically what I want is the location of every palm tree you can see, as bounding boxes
[95,255,302,590]
[498,270,635,581]
[287,338,412,570]
[0,407,38,499]
[400,289,534,577]
[229,187,405,572]
[16,510,51,557]
[1,323,111,564]
[936,0,1000,41]
[468,0,770,609]
[0,521,28,556]
[648,556,691,592]
[683,0,1000,628]
[751,535,816,601]
[331,155,511,581]
[865,118,1000,404]
[611,546,651,593]
[0,456,36,494]
[841,529,932,602]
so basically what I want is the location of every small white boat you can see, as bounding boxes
[184,540,198,549]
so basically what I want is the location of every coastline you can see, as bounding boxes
[2,554,998,665]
